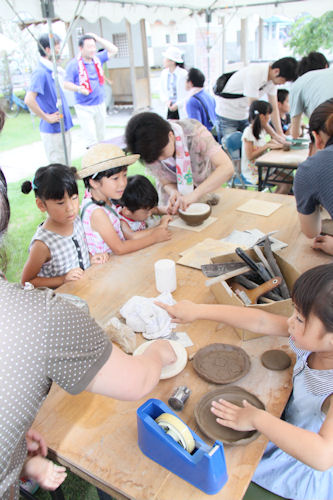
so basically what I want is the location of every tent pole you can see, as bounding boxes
[46,17,69,165]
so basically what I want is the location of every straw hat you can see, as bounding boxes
[77,143,140,179]
[162,46,183,64]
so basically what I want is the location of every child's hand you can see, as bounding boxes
[90,252,110,264]
[312,235,333,256]
[153,226,172,243]
[160,214,173,227]
[155,300,197,323]
[26,429,47,457]
[23,455,67,491]
[267,140,283,150]
[210,399,258,431]
[64,267,84,282]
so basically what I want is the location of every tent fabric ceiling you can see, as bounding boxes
[2,0,332,24]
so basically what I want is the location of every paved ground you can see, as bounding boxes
[1,72,164,183]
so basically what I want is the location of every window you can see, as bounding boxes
[112,33,129,58]
[165,34,170,44]
[177,33,187,43]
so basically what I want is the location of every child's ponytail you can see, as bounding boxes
[21,164,78,200]
[249,100,273,140]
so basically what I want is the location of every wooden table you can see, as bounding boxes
[255,148,308,191]
[32,188,330,500]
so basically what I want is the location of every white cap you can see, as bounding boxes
[162,46,183,63]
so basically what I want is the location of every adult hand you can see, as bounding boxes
[167,191,183,214]
[45,112,60,124]
[26,429,47,457]
[168,103,178,112]
[210,398,258,431]
[180,191,197,211]
[273,134,287,145]
[78,85,90,96]
[145,339,177,366]
[312,235,333,256]
[155,299,197,323]
[64,267,84,282]
[91,252,110,264]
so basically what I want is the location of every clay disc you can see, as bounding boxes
[193,343,251,384]
[194,386,265,445]
[261,350,291,371]
[133,339,187,379]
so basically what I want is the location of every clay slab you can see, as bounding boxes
[261,349,291,370]
[193,343,251,384]
[194,386,265,445]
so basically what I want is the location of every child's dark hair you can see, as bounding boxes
[125,112,172,163]
[120,175,158,212]
[249,100,272,140]
[292,264,333,332]
[308,98,333,147]
[83,166,127,189]
[277,89,289,104]
[21,164,78,200]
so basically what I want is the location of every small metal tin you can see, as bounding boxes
[168,385,191,411]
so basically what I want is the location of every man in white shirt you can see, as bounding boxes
[215,57,297,142]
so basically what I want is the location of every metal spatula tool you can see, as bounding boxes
[201,262,248,277]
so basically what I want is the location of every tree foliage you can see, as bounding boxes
[286,11,333,56]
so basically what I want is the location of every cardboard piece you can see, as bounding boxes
[178,239,242,269]
[208,249,299,340]
[236,199,282,217]
[169,216,217,232]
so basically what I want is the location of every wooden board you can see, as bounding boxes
[178,239,241,269]
[236,199,282,217]
[32,188,332,500]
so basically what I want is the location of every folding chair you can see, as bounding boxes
[222,131,252,189]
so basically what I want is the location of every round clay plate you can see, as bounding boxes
[193,343,251,384]
[261,349,291,371]
[133,339,187,379]
[194,386,265,445]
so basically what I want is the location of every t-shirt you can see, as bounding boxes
[0,279,112,499]
[215,63,276,120]
[145,119,221,206]
[29,61,73,134]
[65,50,109,106]
[290,67,333,118]
[294,144,333,217]
[241,124,267,184]
[186,89,217,132]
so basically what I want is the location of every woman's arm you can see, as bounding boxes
[21,240,84,289]
[91,207,171,255]
[298,209,322,238]
[211,394,333,471]
[156,300,289,337]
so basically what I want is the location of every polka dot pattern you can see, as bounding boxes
[0,279,112,499]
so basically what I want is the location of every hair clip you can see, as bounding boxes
[254,110,259,115]
[31,178,38,190]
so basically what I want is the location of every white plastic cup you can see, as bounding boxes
[154,259,177,293]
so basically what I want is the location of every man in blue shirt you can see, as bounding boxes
[185,68,217,134]
[64,33,118,148]
[25,34,73,164]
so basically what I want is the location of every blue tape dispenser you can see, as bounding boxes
[137,398,228,495]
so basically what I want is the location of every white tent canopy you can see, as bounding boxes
[2,0,332,24]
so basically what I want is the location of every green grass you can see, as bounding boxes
[0,111,41,151]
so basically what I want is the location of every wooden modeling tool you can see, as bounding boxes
[229,277,282,305]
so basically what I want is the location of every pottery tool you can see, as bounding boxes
[137,398,228,494]
[235,247,272,282]
[201,261,248,278]
[229,277,282,305]
[252,245,275,278]
[204,265,250,288]
[233,275,283,301]
[168,386,191,411]
[263,237,290,299]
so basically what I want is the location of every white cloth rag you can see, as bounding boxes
[119,292,175,339]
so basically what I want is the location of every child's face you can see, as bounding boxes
[127,207,154,222]
[287,306,328,352]
[99,169,128,200]
[259,112,271,126]
[279,95,290,114]
[41,192,80,224]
